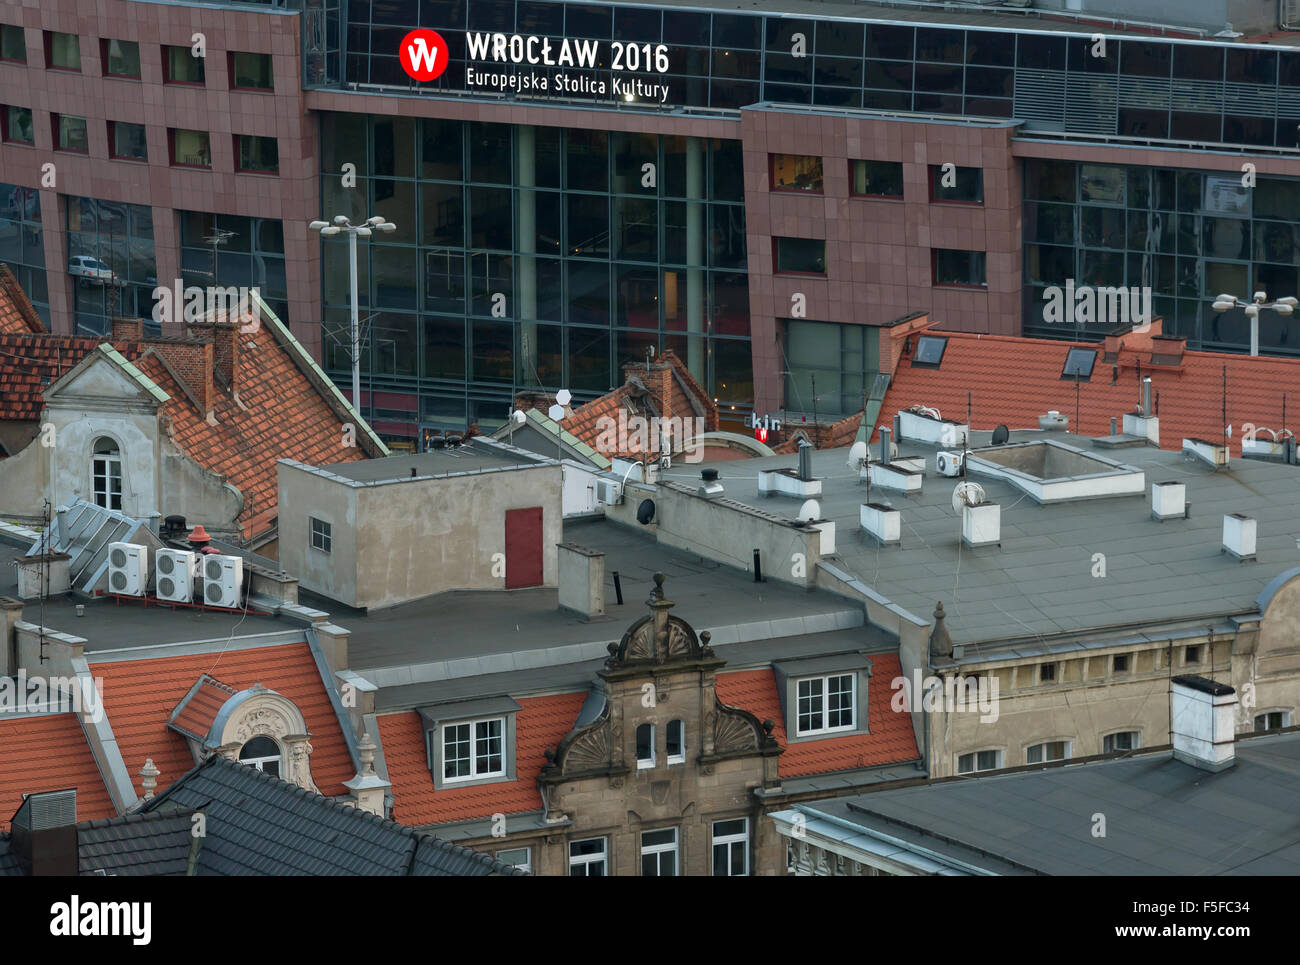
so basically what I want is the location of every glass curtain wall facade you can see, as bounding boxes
[66,197,156,336]
[179,211,289,324]
[0,182,47,324]
[319,113,750,436]
[334,0,1300,151]
[1024,160,1300,355]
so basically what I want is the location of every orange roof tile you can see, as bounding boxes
[873,330,1300,452]
[169,674,237,741]
[0,714,115,831]
[715,654,919,778]
[378,692,588,827]
[772,411,865,455]
[0,264,45,335]
[0,334,145,422]
[93,642,354,800]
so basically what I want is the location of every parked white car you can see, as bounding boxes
[67,255,118,284]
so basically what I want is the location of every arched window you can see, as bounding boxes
[91,437,122,510]
[238,735,281,777]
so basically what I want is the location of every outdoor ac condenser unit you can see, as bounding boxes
[155,548,198,603]
[107,542,148,596]
[202,554,244,608]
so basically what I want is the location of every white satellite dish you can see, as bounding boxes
[511,409,527,425]
[556,389,572,406]
[951,481,985,515]
[797,499,821,522]
[847,440,867,469]
[548,404,565,422]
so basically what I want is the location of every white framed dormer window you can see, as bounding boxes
[796,673,856,736]
[666,719,685,764]
[636,723,655,769]
[310,516,332,553]
[92,437,122,510]
[442,717,504,782]
[712,818,749,876]
[640,827,678,876]
[238,735,281,777]
[1026,740,1071,764]
[1255,710,1291,732]
[957,749,1002,774]
[495,847,531,873]
[1103,731,1140,753]
[569,837,606,876]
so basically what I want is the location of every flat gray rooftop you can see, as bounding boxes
[324,517,888,688]
[316,439,542,482]
[803,731,1300,875]
[678,429,1300,647]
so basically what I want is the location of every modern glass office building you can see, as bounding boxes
[4,0,1300,445]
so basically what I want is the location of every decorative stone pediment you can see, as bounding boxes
[604,573,718,670]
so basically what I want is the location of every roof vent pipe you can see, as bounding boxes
[879,427,892,465]
[1141,377,1153,417]
[797,439,813,482]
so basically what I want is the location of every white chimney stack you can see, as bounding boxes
[1150,481,1186,521]
[1222,513,1256,561]
[1170,676,1236,772]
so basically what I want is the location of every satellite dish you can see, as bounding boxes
[548,403,565,422]
[951,481,985,514]
[847,441,867,468]
[556,389,572,406]
[991,424,1010,446]
[797,499,821,522]
[511,409,527,425]
[636,498,656,525]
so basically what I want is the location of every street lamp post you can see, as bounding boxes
[1212,291,1297,356]
[309,215,397,418]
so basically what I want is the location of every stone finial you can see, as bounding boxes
[357,732,377,776]
[140,758,160,800]
[929,601,954,661]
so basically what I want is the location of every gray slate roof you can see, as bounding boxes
[78,810,197,876]
[802,731,1300,875]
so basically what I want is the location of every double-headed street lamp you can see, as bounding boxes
[1212,290,1297,356]
[309,215,397,418]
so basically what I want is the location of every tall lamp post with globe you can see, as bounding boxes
[1212,291,1297,356]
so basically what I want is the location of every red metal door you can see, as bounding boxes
[504,507,544,589]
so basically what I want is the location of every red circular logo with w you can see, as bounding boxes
[399,29,449,82]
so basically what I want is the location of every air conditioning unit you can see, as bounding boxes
[107,542,147,596]
[596,478,624,505]
[202,554,244,608]
[155,548,198,603]
[935,451,965,477]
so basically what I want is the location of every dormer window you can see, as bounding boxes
[421,696,520,790]
[771,654,873,743]
[796,674,856,736]
[238,735,281,777]
[92,437,122,510]
[444,717,504,782]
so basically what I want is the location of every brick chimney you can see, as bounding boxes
[110,317,143,341]
[188,319,240,395]
[153,339,215,413]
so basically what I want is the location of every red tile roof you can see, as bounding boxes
[715,653,920,778]
[873,329,1300,451]
[378,692,587,827]
[169,674,237,741]
[0,335,145,422]
[0,264,44,335]
[93,642,354,800]
[0,714,115,831]
[772,411,865,455]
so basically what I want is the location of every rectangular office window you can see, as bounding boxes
[45,31,80,71]
[1103,731,1139,753]
[932,248,986,287]
[109,122,147,161]
[0,25,25,63]
[236,135,278,174]
[495,847,531,873]
[712,818,748,876]
[54,115,88,154]
[771,154,823,193]
[957,749,1002,773]
[1039,663,1057,683]
[170,129,211,168]
[641,828,678,876]
[1112,654,1130,673]
[442,717,504,781]
[851,160,904,198]
[3,106,33,145]
[164,44,205,84]
[796,674,855,736]
[1026,740,1070,763]
[930,165,984,204]
[775,237,826,275]
[101,39,140,78]
[230,51,274,90]
[310,517,331,553]
[569,838,607,876]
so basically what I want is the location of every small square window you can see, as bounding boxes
[2,106,34,145]
[310,516,332,553]
[957,749,1001,773]
[771,154,823,193]
[109,121,148,161]
[1112,654,1130,673]
[1039,663,1056,683]
[1103,731,1139,753]
[101,39,140,78]
[851,159,904,198]
[641,827,678,877]
[495,847,531,873]
[442,716,504,782]
[933,248,987,287]
[0,25,26,63]
[775,237,826,275]
[235,134,278,174]
[930,164,983,204]
[164,44,205,84]
[1026,740,1069,763]
[230,51,274,90]
[712,818,748,876]
[45,31,80,71]
[1185,645,1201,664]
[911,335,948,368]
[569,837,606,876]
[1254,711,1288,732]
[170,128,211,168]
[1062,348,1097,380]
[795,673,856,736]
[53,114,88,154]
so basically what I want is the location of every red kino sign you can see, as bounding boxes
[400,29,449,81]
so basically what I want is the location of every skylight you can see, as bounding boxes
[912,336,948,368]
[1061,348,1097,380]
